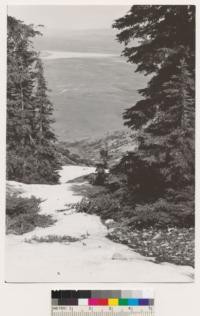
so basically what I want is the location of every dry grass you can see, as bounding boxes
[25,234,87,244]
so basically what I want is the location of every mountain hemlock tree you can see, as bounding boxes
[113,5,195,226]
[7,16,61,184]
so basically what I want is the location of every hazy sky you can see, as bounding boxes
[8,6,130,32]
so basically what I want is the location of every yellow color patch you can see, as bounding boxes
[108,299,118,306]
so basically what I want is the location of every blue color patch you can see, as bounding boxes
[139,299,149,306]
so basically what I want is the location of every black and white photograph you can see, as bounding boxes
[5,4,195,282]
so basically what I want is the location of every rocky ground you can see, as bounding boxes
[107,225,194,267]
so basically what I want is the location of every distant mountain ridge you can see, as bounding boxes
[58,129,138,167]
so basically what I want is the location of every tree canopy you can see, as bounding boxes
[7,16,61,184]
[113,5,195,224]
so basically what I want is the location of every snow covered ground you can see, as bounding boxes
[5,166,194,282]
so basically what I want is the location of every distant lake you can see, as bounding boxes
[42,49,148,142]
[41,50,118,60]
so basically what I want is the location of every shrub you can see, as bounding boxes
[77,190,194,229]
[106,174,123,192]
[6,194,55,234]
[7,150,60,185]
[129,198,194,228]
[77,195,121,220]
[6,194,40,218]
[92,164,107,185]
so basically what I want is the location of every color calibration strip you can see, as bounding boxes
[51,290,154,316]
[52,290,154,307]
[52,298,154,307]
[51,291,154,316]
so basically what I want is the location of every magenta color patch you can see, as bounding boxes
[88,298,99,305]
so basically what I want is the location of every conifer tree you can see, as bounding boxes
[7,16,61,183]
[113,6,195,219]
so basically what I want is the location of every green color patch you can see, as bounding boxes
[119,299,128,306]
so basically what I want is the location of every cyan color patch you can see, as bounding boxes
[128,299,139,306]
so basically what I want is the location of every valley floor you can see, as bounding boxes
[5,166,194,282]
